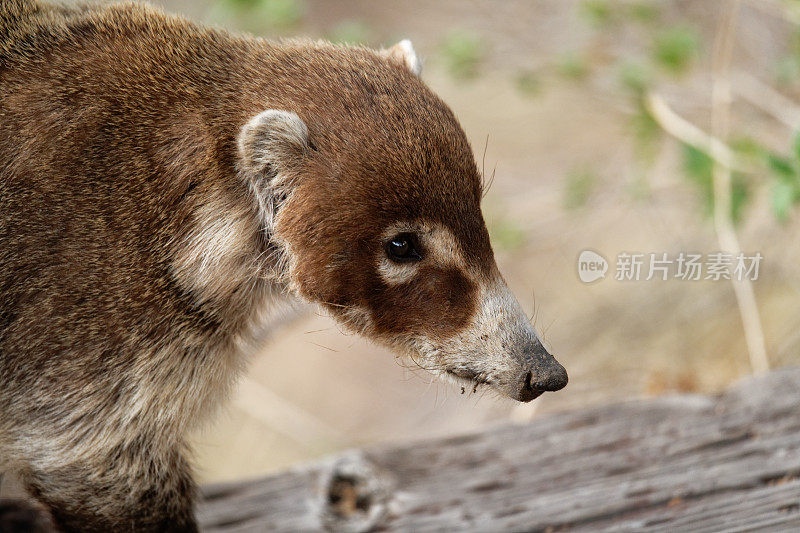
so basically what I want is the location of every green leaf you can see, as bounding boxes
[767,153,797,181]
[682,144,714,217]
[224,0,262,7]
[327,20,372,45]
[515,70,544,97]
[212,0,304,33]
[563,168,597,210]
[793,130,800,162]
[683,144,713,182]
[580,0,613,28]
[258,0,304,29]
[628,2,660,24]
[487,219,527,251]
[618,61,651,94]
[631,99,660,156]
[729,136,766,162]
[440,30,485,80]
[772,179,796,222]
[731,174,750,224]
[681,145,749,223]
[652,27,700,75]
[775,56,800,86]
[556,52,589,80]
[632,111,659,146]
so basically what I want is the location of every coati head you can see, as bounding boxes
[236,40,567,402]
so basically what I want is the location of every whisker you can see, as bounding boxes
[528,288,539,327]
[481,133,489,191]
[406,352,443,373]
[482,163,497,199]
[303,327,332,335]
[316,300,356,309]
[306,341,338,352]
[540,318,557,348]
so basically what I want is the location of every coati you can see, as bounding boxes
[0,1,568,531]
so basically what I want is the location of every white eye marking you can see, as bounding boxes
[375,221,470,286]
[377,256,420,285]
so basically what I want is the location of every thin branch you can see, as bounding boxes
[645,89,769,374]
[711,0,769,374]
[732,70,800,130]
[643,4,770,375]
[643,93,756,173]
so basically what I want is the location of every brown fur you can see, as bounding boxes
[0,1,566,531]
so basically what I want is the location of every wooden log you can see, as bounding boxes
[199,368,800,532]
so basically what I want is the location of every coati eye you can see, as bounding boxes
[385,233,422,263]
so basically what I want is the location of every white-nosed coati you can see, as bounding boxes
[0,1,568,531]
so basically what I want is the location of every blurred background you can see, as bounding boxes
[140,0,800,483]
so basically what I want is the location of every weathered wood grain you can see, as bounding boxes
[198,368,800,532]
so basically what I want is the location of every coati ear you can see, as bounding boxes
[237,109,311,177]
[237,110,311,227]
[382,39,422,76]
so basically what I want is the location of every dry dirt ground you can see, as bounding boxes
[38,0,800,484]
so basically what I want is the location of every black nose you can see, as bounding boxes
[518,359,568,402]
[531,360,568,391]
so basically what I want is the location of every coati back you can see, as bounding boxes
[0,1,567,531]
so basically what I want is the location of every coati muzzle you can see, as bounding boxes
[447,340,567,402]
[437,278,568,403]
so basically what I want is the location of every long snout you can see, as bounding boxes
[440,276,568,403]
[481,279,568,402]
